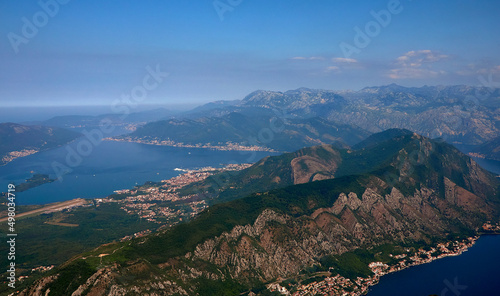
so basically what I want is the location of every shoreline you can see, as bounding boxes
[0,149,39,166]
[0,163,249,222]
[104,137,279,152]
[361,233,500,296]
[361,236,479,295]
[0,136,84,167]
[283,236,482,296]
[105,163,251,224]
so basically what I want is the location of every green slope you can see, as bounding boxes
[180,129,437,204]
[116,112,370,151]
[0,123,81,165]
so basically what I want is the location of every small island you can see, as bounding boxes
[14,173,56,192]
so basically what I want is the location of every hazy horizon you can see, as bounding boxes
[1,1,499,107]
[1,81,496,108]
[0,104,196,123]
[1,81,498,123]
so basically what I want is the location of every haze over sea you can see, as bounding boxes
[0,105,193,124]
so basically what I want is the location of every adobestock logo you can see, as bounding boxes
[213,0,243,21]
[7,0,71,54]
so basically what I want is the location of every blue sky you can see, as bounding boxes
[1,0,499,107]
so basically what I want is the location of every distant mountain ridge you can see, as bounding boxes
[475,136,500,161]
[241,88,348,112]
[32,84,498,154]
[240,85,499,145]
[38,108,175,135]
[116,112,370,152]
[111,85,499,153]
[0,123,81,165]
[21,130,500,295]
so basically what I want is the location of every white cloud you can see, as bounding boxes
[290,56,325,60]
[395,50,448,67]
[332,57,358,63]
[389,50,448,79]
[325,66,340,72]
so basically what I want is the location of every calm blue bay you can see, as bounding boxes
[367,157,500,296]
[0,140,277,205]
[366,235,500,296]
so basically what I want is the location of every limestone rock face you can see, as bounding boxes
[18,275,58,296]
[19,181,498,295]
[183,182,492,284]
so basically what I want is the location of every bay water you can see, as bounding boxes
[366,157,500,296]
[0,140,277,205]
[366,235,500,296]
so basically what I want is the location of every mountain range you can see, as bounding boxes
[0,123,81,165]
[179,129,421,204]
[475,136,500,161]
[116,84,500,156]
[19,129,500,295]
[3,84,499,294]
[227,84,499,145]
[5,84,498,165]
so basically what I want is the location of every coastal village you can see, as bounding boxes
[96,163,252,225]
[106,136,277,152]
[12,164,252,281]
[482,221,500,233]
[267,237,479,296]
[1,149,38,165]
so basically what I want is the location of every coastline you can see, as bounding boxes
[0,136,84,167]
[0,149,39,166]
[271,236,483,296]
[104,137,278,152]
[361,236,479,295]
[104,163,251,225]
[0,163,249,224]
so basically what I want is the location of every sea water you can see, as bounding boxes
[366,157,500,296]
[366,235,500,296]
[0,140,277,205]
